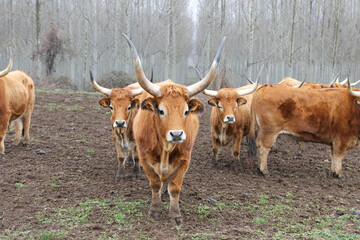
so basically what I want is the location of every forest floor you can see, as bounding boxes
[0,89,359,240]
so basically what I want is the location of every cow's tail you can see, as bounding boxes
[247,97,258,159]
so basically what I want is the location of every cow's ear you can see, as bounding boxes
[99,97,110,108]
[189,99,204,114]
[131,98,140,109]
[237,97,247,106]
[208,97,217,107]
[141,98,156,112]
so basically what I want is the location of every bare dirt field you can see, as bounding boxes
[0,89,359,239]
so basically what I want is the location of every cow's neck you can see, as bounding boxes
[115,128,131,153]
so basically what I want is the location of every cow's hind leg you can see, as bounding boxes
[13,118,23,146]
[330,142,347,178]
[22,109,33,145]
[0,115,10,154]
[168,159,189,225]
[256,130,277,175]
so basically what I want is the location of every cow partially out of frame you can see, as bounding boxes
[0,56,35,154]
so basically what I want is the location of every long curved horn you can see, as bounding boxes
[187,37,226,97]
[293,75,306,88]
[0,55,13,77]
[90,71,112,96]
[122,34,161,97]
[237,64,264,96]
[340,78,348,86]
[203,89,218,97]
[241,74,254,84]
[330,72,340,87]
[237,79,259,96]
[347,78,360,97]
[351,79,360,86]
[191,66,203,80]
[131,88,144,97]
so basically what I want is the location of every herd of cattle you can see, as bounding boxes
[1,35,360,225]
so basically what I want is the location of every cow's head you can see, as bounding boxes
[347,78,360,106]
[202,66,262,125]
[0,55,13,77]
[123,34,225,150]
[90,72,143,130]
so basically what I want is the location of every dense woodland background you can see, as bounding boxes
[1,0,359,90]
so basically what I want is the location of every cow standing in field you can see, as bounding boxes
[123,34,225,225]
[249,79,360,177]
[0,57,35,154]
[90,73,143,179]
[201,67,263,172]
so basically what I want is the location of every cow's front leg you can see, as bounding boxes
[330,142,347,178]
[232,133,242,173]
[144,163,163,219]
[211,135,220,167]
[168,159,189,225]
[131,149,140,179]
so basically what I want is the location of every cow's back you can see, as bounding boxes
[1,71,34,117]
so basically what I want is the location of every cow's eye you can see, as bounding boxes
[159,109,165,115]
[127,104,132,110]
[184,110,189,116]
[109,105,114,110]
[218,105,223,110]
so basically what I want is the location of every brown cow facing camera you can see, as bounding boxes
[90,72,143,180]
[123,33,225,225]
[199,66,263,173]
[0,56,35,154]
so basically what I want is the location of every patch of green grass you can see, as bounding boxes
[15,182,26,189]
[38,230,68,240]
[85,149,95,156]
[253,216,267,224]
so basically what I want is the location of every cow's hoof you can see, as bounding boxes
[13,140,20,146]
[331,172,343,178]
[115,173,125,181]
[149,207,162,220]
[210,160,217,168]
[259,169,269,176]
[170,216,183,226]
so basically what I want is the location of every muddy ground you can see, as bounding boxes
[0,89,359,239]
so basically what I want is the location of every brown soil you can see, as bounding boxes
[0,90,359,239]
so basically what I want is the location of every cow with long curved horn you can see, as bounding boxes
[90,71,143,180]
[123,33,225,225]
[201,65,263,172]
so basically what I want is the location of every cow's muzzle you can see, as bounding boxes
[113,120,127,128]
[167,130,186,143]
[224,115,235,124]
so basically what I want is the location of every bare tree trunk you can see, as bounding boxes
[289,0,297,68]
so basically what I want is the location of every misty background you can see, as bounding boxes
[0,0,359,90]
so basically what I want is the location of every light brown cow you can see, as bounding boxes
[202,67,263,172]
[0,57,35,154]
[249,79,360,177]
[123,33,225,225]
[90,72,143,179]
